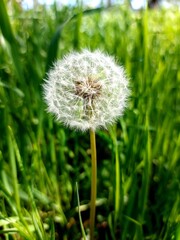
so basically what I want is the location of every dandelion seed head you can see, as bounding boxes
[43,49,130,131]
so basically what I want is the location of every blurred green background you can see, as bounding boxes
[0,0,179,239]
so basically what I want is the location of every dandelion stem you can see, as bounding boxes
[89,129,97,240]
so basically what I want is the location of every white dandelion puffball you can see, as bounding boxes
[43,49,129,131]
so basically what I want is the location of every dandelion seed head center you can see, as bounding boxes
[75,76,102,102]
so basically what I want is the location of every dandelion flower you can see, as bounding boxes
[43,49,129,131]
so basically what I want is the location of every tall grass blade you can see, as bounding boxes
[109,125,123,226]
[45,7,103,72]
[0,0,24,82]
[45,25,63,72]
[0,0,15,43]
[76,182,87,240]
[7,126,21,216]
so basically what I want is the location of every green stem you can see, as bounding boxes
[7,126,21,215]
[89,129,97,240]
[115,138,120,223]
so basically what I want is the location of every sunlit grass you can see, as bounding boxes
[0,1,179,239]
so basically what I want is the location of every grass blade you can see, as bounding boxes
[76,182,87,240]
[7,126,21,216]
[0,0,24,82]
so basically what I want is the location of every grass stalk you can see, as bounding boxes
[76,182,87,240]
[7,126,21,216]
[115,136,120,223]
[0,0,24,82]
[109,125,123,225]
[89,129,97,240]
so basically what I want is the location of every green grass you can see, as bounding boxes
[0,1,180,239]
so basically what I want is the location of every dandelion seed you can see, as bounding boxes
[43,49,129,131]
